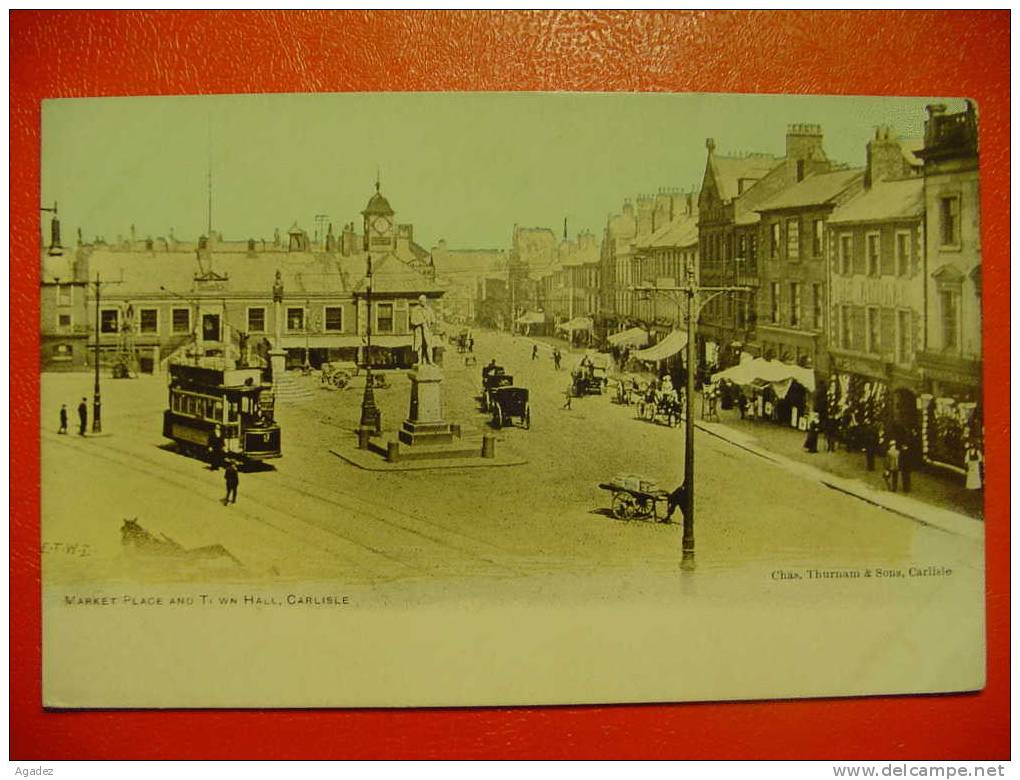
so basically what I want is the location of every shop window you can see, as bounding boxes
[57,313,71,331]
[771,223,781,258]
[812,283,823,330]
[770,282,780,324]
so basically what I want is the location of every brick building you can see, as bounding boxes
[697,125,835,369]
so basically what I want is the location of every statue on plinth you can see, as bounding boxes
[410,294,436,366]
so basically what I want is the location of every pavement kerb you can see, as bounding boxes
[693,419,983,541]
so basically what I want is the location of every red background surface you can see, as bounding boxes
[10,10,1010,759]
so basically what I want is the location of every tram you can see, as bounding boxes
[162,363,282,463]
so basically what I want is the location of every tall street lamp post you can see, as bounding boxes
[633,265,749,570]
[359,254,381,438]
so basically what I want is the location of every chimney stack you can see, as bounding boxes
[865,126,904,189]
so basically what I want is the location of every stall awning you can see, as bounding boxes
[515,311,546,325]
[607,327,650,348]
[555,316,594,332]
[631,329,688,363]
[713,357,816,393]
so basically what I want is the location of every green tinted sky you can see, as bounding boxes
[42,92,965,250]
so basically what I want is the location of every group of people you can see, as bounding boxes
[57,398,90,436]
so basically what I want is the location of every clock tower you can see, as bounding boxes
[361,177,396,253]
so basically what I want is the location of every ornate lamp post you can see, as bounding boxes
[359,254,381,439]
[633,265,750,571]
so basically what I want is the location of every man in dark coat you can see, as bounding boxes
[208,425,224,471]
[223,460,239,505]
[77,398,88,436]
[664,482,688,524]
[58,404,68,434]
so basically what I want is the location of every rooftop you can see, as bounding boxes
[756,168,864,212]
[828,177,924,225]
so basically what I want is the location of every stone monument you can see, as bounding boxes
[399,295,455,446]
[269,270,287,387]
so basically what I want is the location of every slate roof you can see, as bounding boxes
[828,177,924,225]
[78,247,440,299]
[755,168,864,212]
[710,154,784,202]
[636,214,699,250]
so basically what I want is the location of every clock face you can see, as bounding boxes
[373,216,391,233]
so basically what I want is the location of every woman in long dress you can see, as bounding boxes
[965,446,983,490]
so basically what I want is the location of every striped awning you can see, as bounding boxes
[631,329,688,362]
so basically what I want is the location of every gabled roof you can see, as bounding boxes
[756,168,864,212]
[709,154,784,202]
[828,177,924,225]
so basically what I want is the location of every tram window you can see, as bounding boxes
[214,400,223,420]
[227,400,239,422]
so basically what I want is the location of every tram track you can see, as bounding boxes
[41,427,525,580]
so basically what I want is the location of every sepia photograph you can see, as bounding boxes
[36,89,987,708]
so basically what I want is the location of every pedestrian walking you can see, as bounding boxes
[77,398,88,436]
[58,404,68,434]
[803,414,820,454]
[899,443,912,493]
[964,445,983,490]
[208,425,224,471]
[553,348,562,371]
[883,440,900,492]
[223,459,239,505]
[562,382,573,410]
[531,344,538,361]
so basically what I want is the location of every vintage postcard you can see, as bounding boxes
[40,91,985,707]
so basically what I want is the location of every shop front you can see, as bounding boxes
[916,351,983,471]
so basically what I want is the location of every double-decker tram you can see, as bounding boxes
[163,363,282,464]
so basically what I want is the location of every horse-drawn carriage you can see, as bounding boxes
[480,364,513,411]
[637,384,684,427]
[490,386,531,429]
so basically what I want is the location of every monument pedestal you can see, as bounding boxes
[269,348,286,386]
[398,364,456,446]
